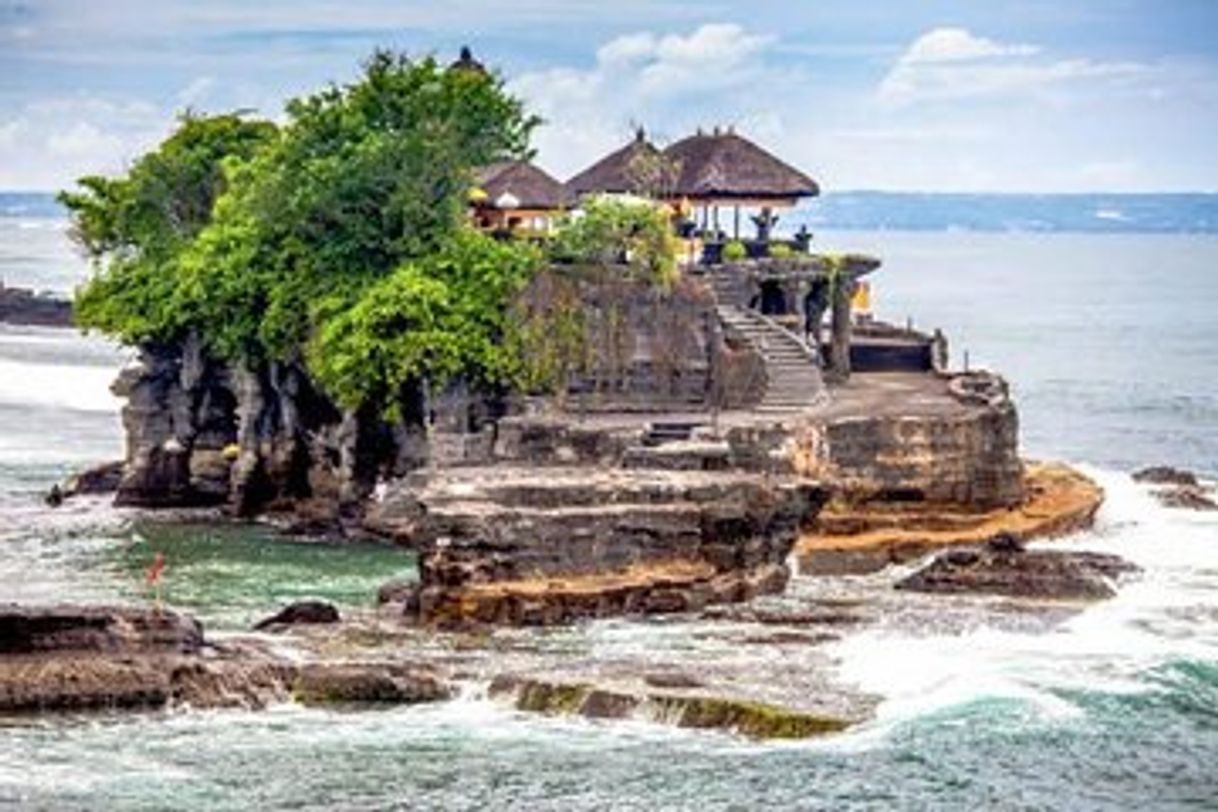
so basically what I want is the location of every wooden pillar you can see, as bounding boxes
[733,205,740,240]
[827,277,855,382]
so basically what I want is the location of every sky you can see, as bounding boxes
[2,0,1217,192]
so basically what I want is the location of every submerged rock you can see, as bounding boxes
[253,600,341,631]
[488,675,849,739]
[895,534,1139,601]
[1132,465,1199,487]
[1152,485,1217,512]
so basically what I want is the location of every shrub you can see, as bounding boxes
[722,240,748,261]
[768,242,793,259]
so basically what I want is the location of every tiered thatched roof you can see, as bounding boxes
[565,128,668,197]
[474,161,569,210]
[664,130,819,201]
[566,127,819,203]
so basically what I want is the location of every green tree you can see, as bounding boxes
[63,49,543,415]
[61,112,277,344]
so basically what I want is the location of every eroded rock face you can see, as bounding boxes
[895,535,1139,601]
[109,337,426,522]
[0,605,451,715]
[366,468,828,628]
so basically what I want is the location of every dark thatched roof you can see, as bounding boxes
[474,160,569,210]
[565,128,667,197]
[663,130,819,200]
[449,46,487,75]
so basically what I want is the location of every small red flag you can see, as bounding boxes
[146,551,166,585]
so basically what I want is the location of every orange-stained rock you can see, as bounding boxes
[796,462,1103,575]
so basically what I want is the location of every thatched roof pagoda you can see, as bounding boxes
[471,160,569,233]
[565,128,670,198]
[475,161,568,210]
[664,128,819,205]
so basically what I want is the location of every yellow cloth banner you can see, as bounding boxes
[852,281,872,314]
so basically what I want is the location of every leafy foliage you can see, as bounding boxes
[62,112,277,344]
[64,50,542,413]
[309,230,542,409]
[549,197,678,286]
[722,240,748,261]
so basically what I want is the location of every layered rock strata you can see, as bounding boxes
[797,462,1100,575]
[365,467,828,628]
[0,605,449,714]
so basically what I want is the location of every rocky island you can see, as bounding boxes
[8,47,1146,739]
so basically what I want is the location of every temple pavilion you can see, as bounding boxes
[470,160,569,235]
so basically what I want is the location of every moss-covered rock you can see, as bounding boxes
[491,675,849,739]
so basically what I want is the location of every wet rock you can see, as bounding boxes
[48,461,125,505]
[702,605,866,627]
[489,675,848,739]
[376,579,420,609]
[895,538,1139,601]
[253,600,340,631]
[0,604,457,715]
[739,631,840,646]
[0,605,204,655]
[292,663,451,705]
[0,284,72,327]
[0,606,203,713]
[643,671,705,690]
[1152,485,1217,512]
[1133,466,1199,487]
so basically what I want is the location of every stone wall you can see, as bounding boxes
[789,373,1024,509]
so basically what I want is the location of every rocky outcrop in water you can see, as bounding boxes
[895,534,1139,601]
[109,336,428,525]
[1133,466,1216,511]
[797,462,1103,575]
[0,284,72,327]
[0,605,450,714]
[366,467,828,629]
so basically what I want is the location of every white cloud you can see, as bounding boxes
[511,23,787,178]
[0,94,171,189]
[880,27,1145,104]
[899,27,1037,64]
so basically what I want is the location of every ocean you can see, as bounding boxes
[0,204,1216,810]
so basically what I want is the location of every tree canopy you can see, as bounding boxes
[63,50,544,411]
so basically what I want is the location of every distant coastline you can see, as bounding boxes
[9,190,1218,234]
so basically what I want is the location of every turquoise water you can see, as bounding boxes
[1,222,1217,809]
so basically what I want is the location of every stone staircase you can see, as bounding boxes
[715,303,828,414]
